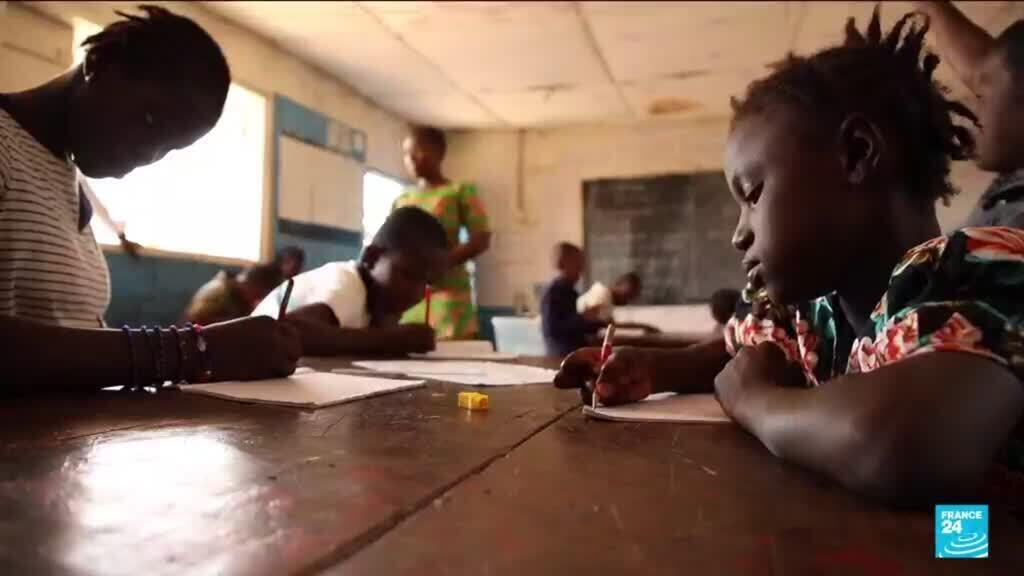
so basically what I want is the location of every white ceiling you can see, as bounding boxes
[203,1,1023,129]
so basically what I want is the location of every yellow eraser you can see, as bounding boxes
[458,391,489,410]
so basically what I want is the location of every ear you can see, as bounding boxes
[837,114,885,184]
[361,245,384,269]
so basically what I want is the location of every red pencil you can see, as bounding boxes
[595,322,616,409]
[424,285,432,326]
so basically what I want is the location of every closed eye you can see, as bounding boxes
[744,182,764,205]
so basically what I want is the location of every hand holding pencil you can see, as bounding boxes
[554,333,660,408]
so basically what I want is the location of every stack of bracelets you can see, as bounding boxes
[119,322,213,392]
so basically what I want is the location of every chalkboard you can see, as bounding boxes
[582,172,745,304]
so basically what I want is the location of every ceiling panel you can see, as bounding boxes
[362,1,608,93]
[621,71,753,122]
[581,1,798,82]
[371,90,503,128]
[206,1,450,97]
[204,1,1016,129]
[478,84,631,127]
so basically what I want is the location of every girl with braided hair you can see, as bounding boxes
[555,7,1024,508]
[0,6,300,391]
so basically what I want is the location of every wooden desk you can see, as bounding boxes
[333,411,1024,576]
[0,357,575,576]
[2,359,1022,575]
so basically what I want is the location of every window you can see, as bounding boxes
[362,170,408,245]
[73,19,267,262]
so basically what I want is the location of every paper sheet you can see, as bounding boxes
[409,340,519,361]
[583,393,731,423]
[181,371,425,408]
[353,360,557,386]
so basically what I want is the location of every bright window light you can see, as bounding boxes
[362,170,408,245]
[73,19,267,262]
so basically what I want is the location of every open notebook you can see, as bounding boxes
[409,340,519,361]
[180,370,425,409]
[353,360,556,386]
[583,392,731,423]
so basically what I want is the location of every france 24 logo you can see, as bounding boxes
[935,505,988,559]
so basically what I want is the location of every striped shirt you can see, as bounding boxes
[0,108,110,327]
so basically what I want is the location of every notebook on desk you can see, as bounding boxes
[583,392,731,423]
[181,371,425,409]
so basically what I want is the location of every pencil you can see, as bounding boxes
[278,278,294,321]
[595,322,616,409]
[424,285,432,326]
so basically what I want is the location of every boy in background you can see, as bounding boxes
[184,263,283,325]
[253,207,446,356]
[541,243,605,358]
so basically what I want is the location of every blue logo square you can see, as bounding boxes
[935,505,989,559]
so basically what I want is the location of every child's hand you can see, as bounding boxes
[555,347,665,406]
[714,342,798,419]
[396,324,436,353]
[204,316,302,381]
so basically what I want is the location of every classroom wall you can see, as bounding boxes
[449,119,996,323]
[3,1,411,326]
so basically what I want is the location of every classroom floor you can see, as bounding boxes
[0,356,1020,575]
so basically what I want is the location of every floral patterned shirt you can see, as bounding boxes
[724,227,1024,479]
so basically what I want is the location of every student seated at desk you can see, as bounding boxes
[253,207,446,356]
[0,5,300,392]
[556,9,1024,508]
[541,243,605,358]
[184,262,283,325]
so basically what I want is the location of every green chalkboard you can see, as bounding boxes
[582,172,746,304]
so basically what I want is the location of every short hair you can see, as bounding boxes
[240,262,283,292]
[372,206,448,254]
[275,246,306,266]
[411,125,447,159]
[616,272,642,291]
[730,7,977,206]
[710,288,742,325]
[552,242,583,269]
[82,5,231,124]
[996,20,1024,82]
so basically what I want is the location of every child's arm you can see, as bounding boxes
[554,338,732,404]
[0,315,300,392]
[912,1,995,95]
[717,343,1024,505]
[285,303,435,356]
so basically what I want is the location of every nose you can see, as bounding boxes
[732,208,753,252]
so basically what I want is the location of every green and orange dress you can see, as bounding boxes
[393,182,490,340]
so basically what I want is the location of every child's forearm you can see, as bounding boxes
[654,337,730,394]
[1,316,154,392]
[735,353,1023,505]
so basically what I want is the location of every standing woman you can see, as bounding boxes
[393,126,491,340]
[0,5,299,392]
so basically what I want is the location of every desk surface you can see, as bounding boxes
[1,358,1021,575]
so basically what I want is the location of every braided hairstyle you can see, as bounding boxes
[730,6,977,206]
[81,5,230,125]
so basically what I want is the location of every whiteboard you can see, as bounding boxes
[278,134,363,232]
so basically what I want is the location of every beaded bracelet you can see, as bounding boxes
[121,325,137,392]
[154,327,168,392]
[139,326,158,392]
[169,325,188,383]
[189,322,213,382]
